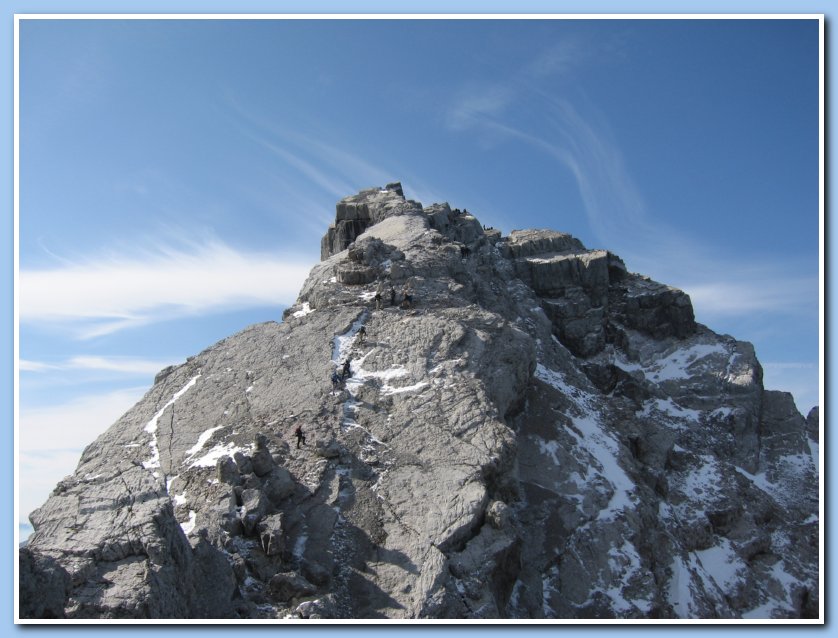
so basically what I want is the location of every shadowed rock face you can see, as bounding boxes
[21,184,819,620]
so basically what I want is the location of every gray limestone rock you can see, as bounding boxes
[20,183,818,621]
[258,513,285,556]
[18,547,71,618]
[269,572,317,602]
[806,406,820,442]
[240,488,267,535]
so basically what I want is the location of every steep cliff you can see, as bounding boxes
[20,184,819,620]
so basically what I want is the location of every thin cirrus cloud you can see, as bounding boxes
[441,44,818,323]
[680,276,818,319]
[19,238,313,339]
[20,355,177,376]
[18,385,149,527]
[227,94,411,198]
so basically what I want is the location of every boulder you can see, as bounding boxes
[215,455,240,485]
[257,513,285,556]
[268,572,317,602]
[239,489,267,535]
[261,467,295,505]
[18,548,70,618]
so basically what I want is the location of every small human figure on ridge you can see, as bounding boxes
[294,424,306,449]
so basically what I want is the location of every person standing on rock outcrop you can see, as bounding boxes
[389,285,396,307]
[357,325,366,344]
[342,358,352,380]
[374,290,382,310]
[401,284,413,309]
[294,424,306,449]
[331,370,341,391]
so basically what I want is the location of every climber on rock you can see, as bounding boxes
[401,284,413,309]
[357,325,366,344]
[389,285,396,307]
[331,370,341,390]
[374,290,383,310]
[294,424,306,449]
[342,358,352,379]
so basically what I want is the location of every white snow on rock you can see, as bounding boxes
[603,539,650,614]
[292,302,314,318]
[809,439,819,473]
[535,363,636,520]
[332,313,368,364]
[189,442,244,468]
[614,342,728,384]
[381,381,429,396]
[668,555,697,617]
[143,374,201,470]
[680,455,726,504]
[185,425,225,459]
[734,452,816,509]
[643,343,727,382]
[695,538,745,593]
[180,510,197,535]
[641,397,702,423]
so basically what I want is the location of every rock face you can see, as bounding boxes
[20,183,819,620]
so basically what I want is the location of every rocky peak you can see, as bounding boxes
[20,184,819,620]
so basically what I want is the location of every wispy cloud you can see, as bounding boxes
[227,95,399,198]
[681,276,818,319]
[18,386,147,527]
[524,37,589,78]
[20,355,177,376]
[440,41,819,324]
[226,93,455,213]
[246,133,356,201]
[445,84,517,132]
[19,238,312,339]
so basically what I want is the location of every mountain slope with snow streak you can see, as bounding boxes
[21,183,819,621]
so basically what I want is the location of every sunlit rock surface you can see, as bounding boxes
[20,184,819,620]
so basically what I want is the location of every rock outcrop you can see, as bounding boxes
[20,183,819,620]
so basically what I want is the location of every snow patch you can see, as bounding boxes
[536,363,636,520]
[642,397,701,422]
[185,425,225,459]
[647,343,727,382]
[667,556,693,617]
[143,374,201,470]
[189,442,245,468]
[332,313,368,364]
[381,381,428,396]
[695,538,745,593]
[808,439,819,474]
[292,302,314,318]
[180,510,197,535]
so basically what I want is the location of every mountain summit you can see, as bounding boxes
[20,184,819,620]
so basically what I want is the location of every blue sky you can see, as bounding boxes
[13,10,823,626]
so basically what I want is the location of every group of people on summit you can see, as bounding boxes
[374,282,413,310]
